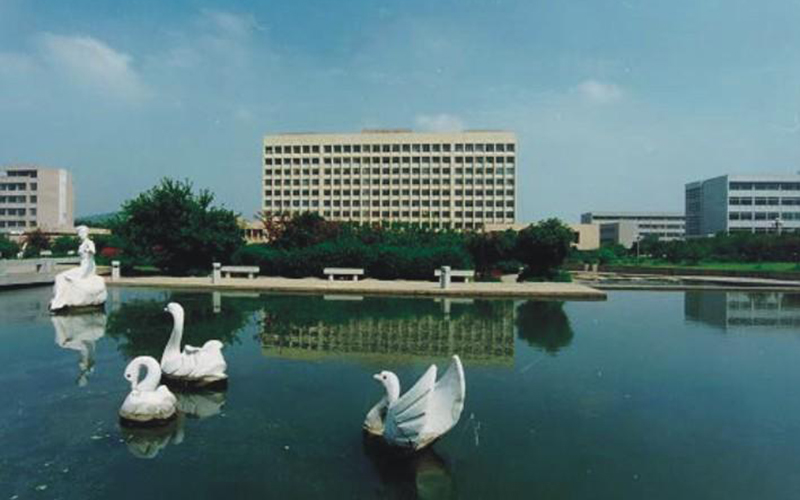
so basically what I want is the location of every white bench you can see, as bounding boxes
[434,269,475,283]
[324,267,364,281]
[220,265,259,279]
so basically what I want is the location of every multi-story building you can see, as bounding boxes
[580,211,685,247]
[0,166,73,233]
[685,174,800,237]
[262,130,517,230]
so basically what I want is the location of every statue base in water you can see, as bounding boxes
[50,274,108,313]
[161,374,229,392]
[119,411,178,429]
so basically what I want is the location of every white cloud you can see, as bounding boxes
[575,79,623,104]
[415,113,465,132]
[37,33,147,101]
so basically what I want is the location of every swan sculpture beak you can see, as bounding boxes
[372,374,382,382]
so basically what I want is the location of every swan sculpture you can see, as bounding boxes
[364,355,466,452]
[50,225,107,313]
[160,302,228,388]
[119,356,177,426]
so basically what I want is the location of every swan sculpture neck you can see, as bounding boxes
[163,303,185,358]
[374,371,401,404]
[125,356,162,392]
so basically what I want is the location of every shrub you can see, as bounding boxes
[515,218,574,281]
[22,229,50,258]
[0,234,20,259]
[52,235,80,256]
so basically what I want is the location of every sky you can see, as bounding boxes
[1,0,800,222]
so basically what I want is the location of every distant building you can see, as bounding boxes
[484,222,600,251]
[685,174,800,237]
[262,130,517,230]
[0,166,73,234]
[580,211,685,247]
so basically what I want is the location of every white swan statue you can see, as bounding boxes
[160,302,228,387]
[119,356,177,426]
[364,355,466,451]
[50,225,107,313]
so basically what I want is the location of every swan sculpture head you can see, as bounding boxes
[373,370,401,404]
[124,360,142,391]
[124,356,162,392]
[164,302,184,321]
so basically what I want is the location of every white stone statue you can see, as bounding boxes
[51,312,106,387]
[49,226,107,313]
[161,302,228,387]
[364,355,466,452]
[119,356,177,426]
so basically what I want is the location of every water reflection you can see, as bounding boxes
[363,437,455,499]
[259,296,515,365]
[121,390,227,459]
[515,301,574,354]
[105,292,257,358]
[51,312,107,386]
[685,291,800,331]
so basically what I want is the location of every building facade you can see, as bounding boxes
[262,130,517,230]
[580,211,685,247]
[685,174,800,237]
[0,166,73,234]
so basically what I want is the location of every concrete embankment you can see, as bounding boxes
[107,276,607,300]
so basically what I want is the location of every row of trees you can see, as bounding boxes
[0,230,79,259]
[81,178,575,280]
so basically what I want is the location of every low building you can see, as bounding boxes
[581,211,685,247]
[484,222,600,251]
[685,173,800,237]
[0,166,74,234]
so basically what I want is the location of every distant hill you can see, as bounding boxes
[75,212,119,228]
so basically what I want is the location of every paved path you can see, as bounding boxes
[108,276,606,300]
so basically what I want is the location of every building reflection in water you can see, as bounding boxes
[685,291,800,330]
[260,296,515,365]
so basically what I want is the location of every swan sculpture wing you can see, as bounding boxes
[384,355,465,449]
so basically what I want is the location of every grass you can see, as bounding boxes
[611,260,800,273]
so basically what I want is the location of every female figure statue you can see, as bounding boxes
[49,226,107,312]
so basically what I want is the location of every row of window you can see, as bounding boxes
[0,183,36,191]
[730,182,800,191]
[265,168,514,178]
[729,197,800,206]
[264,189,515,198]
[730,227,799,234]
[0,208,32,216]
[265,178,516,187]
[729,212,800,221]
[0,195,33,203]
[264,207,514,219]
[3,170,37,178]
[638,224,685,230]
[265,156,515,166]
[265,143,515,155]
[265,198,514,208]
[0,220,34,228]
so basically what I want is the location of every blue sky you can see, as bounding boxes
[1,0,800,221]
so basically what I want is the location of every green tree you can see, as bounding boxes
[0,233,20,259]
[113,178,244,275]
[22,228,50,257]
[52,235,80,255]
[515,218,574,281]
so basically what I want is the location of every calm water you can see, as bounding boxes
[2,287,800,499]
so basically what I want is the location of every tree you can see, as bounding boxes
[515,218,574,281]
[52,235,80,255]
[113,178,244,275]
[0,233,20,259]
[23,228,50,257]
[275,211,340,249]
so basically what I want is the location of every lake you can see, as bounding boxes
[2,286,800,499]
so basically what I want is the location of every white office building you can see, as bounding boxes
[0,166,74,234]
[262,130,517,230]
[580,211,685,247]
[685,174,800,236]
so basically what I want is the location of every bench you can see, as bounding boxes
[220,265,259,279]
[434,269,475,283]
[324,267,364,281]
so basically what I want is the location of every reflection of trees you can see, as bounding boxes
[362,436,456,500]
[260,296,515,364]
[515,301,574,354]
[106,292,258,359]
